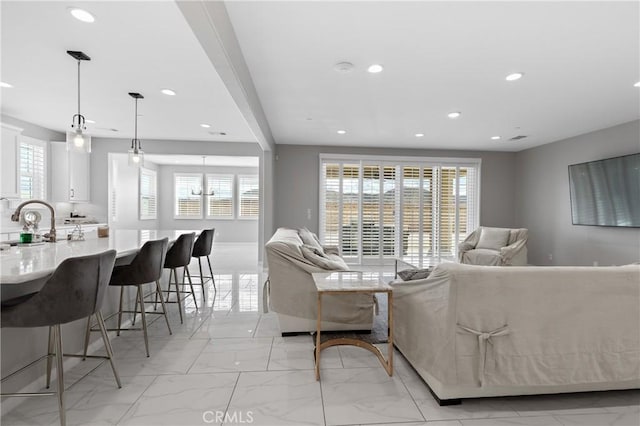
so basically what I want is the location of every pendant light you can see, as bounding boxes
[66,51,91,153]
[128,92,144,167]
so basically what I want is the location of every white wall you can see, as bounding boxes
[157,164,259,242]
[515,120,640,266]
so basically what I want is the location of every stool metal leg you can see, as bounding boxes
[117,287,124,336]
[185,267,198,310]
[155,280,172,335]
[95,311,122,388]
[197,257,207,301]
[172,268,184,324]
[136,286,150,357]
[206,255,216,292]
[53,324,66,426]
[46,326,54,389]
[82,317,91,360]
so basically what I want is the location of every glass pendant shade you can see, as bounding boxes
[66,129,91,153]
[128,144,144,167]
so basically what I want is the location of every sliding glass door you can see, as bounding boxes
[320,155,480,266]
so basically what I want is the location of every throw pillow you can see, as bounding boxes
[299,227,324,254]
[398,268,433,281]
[476,228,511,250]
[300,244,348,270]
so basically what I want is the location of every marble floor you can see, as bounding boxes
[1,242,639,426]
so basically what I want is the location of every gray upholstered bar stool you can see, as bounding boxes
[163,232,197,324]
[89,238,171,358]
[1,250,120,426]
[190,228,216,298]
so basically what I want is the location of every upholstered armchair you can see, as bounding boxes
[458,227,528,266]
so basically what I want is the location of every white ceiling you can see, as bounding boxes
[226,1,640,151]
[144,154,259,167]
[0,1,257,143]
[2,1,638,153]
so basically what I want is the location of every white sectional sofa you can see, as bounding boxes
[391,262,640,404]
[265,227,375,334]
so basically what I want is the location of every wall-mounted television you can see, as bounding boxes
[568,153,640,228]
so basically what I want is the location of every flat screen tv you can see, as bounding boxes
[568,153,640,228]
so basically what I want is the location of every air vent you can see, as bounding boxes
[208,131,227,136]
[509,135,527,141]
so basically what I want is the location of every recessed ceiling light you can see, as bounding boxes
[200,124,211,128]
[634,81,640,88]
[69,8,95,23]
[415,133,424,137]
[161,88,176,96]
[367,64,384,73]
[491,136,501,140]
[505,72,524,81]
[337,130,346,135]
[447,112,461,119]
[0,81,13,88]
[85,119,95,124]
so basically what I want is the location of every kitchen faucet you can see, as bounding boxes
[11,200,57,242]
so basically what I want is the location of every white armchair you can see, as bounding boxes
[458,227,528,266]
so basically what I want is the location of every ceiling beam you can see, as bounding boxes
[176,0,275,151]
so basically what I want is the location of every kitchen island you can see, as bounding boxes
[0,229,197,300]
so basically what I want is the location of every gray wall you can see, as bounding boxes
[273,144,517,234]
[515,120,640,266]
[157,164,259,242]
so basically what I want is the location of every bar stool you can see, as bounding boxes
[163,232,197,324]
[191,228,216,298]
[89,238,170,358]
[1,250,120,426]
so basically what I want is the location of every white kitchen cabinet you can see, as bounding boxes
[51,142,91,202]
[0,123,22,199]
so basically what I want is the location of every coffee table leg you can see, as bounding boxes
[315,292,322,380]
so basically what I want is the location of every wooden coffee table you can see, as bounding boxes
[312,271,393,380]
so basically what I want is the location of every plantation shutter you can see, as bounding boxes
[139,168,157,220]
[19,137,46,200]
[238,175,259,218]
[207,174,234,218]
[174,173,203,219]
[319,156,480,266]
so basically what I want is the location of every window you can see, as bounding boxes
[238,175,259,219]
[139,168,157,220]
[206,174,234,219]
[174,173,203,219]
[320,155,480,266]
[19,137,46,200]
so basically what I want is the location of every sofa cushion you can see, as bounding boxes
[398,268,433,281]
[461,248,502,266]
[301,244,349,270]
[299,228,324,254]
[476,228,511,250]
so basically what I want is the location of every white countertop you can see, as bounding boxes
[0,229,197,284]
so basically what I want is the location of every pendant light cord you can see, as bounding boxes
[77,60,81,117]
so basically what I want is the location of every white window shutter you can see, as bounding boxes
[238,175,259,218]
[207,174,234,219]
[174,173,203,219]
[139,168,157,220]
[19,137,46,200]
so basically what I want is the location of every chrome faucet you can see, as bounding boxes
[11,200,57,242]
